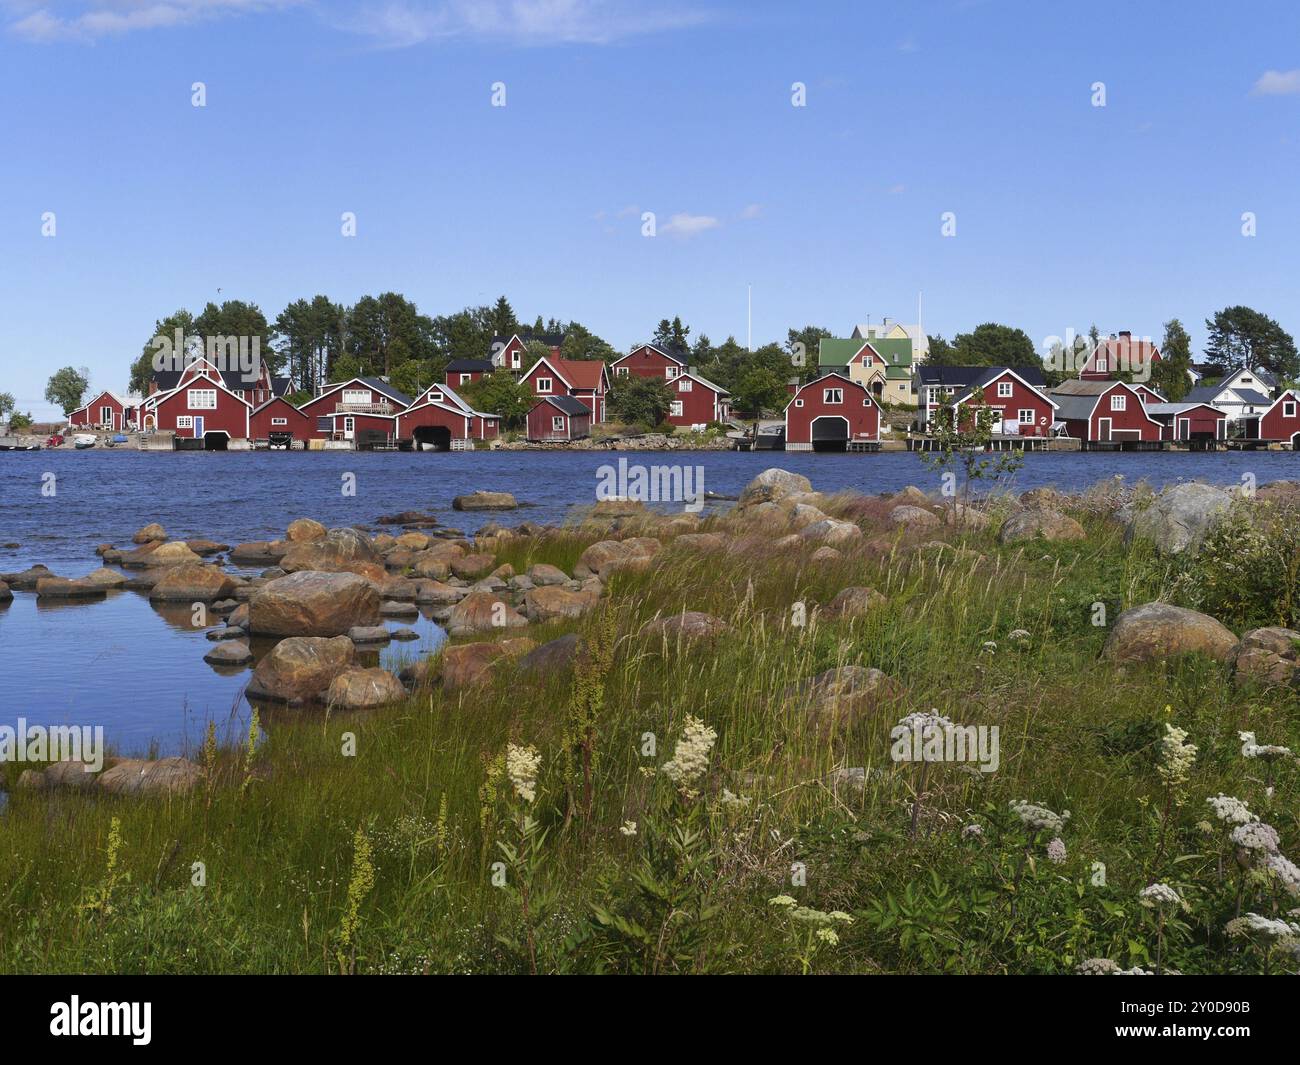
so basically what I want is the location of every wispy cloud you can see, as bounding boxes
[659,211,719,238]
[8,0,300,41]
[340,0,713,49]
[1252,69,1300,95]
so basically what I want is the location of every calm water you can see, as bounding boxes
[2,447,1297,756]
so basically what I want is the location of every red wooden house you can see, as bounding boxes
[396,383,500,447]
[527,396,592,442]
[1144,401,1228,442]
[611,343,687,381]
[665,371,731,427]
[67,390,142,432]
[250,395,314,444]
[492,333,566,374]
[1049,379,1164,445]
[783,371,881,451]
[142,359,252,444]
[297,377,412,442]
[949,367,1058,437]
[1132,383,1165,405]
[445,359,494,387]
[1260,389,1300,446]
[1079,331,1162,381]
[521,356,609,423]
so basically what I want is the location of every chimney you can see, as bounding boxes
[1118,331,1131,338]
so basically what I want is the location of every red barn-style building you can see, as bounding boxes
[1261,389,1300,446]
[665,371,731,427]
[522,356,609,423]
[526,396,592,442]
[1049,379,1163,445]
[784,371,881,451]
[1144,402,1228,442]
[950,368,1057,437]
[396,384,499,448]
[67,390,141,432]
[611,343,687,381]
[1079,332,1162,381]
[250,396,314,444]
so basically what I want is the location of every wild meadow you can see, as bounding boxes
[1,480,1298,975]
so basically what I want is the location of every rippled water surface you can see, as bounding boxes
[1,447,1296,754]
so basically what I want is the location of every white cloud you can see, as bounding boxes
[660,212,719,238]
[1252,69,1300,95]
[340,0,713,49]
[9,0,299,42]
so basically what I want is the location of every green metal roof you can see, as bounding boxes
[817,336,913,369]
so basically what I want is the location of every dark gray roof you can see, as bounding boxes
[1234,388,1273,406]
[353,376,412,406]
[915,364,1045,387]
[538,395,590,416]
[446,358,494,373]
[1183,385,1224,404]
[950,367,1050,406]
[1051,394,1099,422]
[1185,384,1271,407]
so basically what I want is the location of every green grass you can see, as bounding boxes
[1,498,1297,974]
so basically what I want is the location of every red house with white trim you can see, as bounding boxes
[250,396,314,444]
[526,396,592,442]
[611,343,687,381]
[522,356,609,423]
[144,360,251,444]
[784,371,881,451]
[950,367,1058,437]
[492,333,566,374]
[1049,379,1164,444]
[1079,332,1162,381]
[67,390,142,432]
[1261,389,1300,446]
[665,371,731,427]
[1144,402,1227,442]
[396,383,499,446]
[445,359,494,387]
[298,377,412,442]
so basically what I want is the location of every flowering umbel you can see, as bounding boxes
[661,715,717,798]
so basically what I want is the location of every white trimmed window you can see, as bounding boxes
[100,406,113,423]
[1018,409,1035,424]
[616,366,629,376]
[824,388,843,404]
[795,399,804,407]
[271,417,288,426]
[552,416,565,431]
[536,377,552,393]
[188,389,217,410]
[666,366,679,379]
[1110,394,1126,411]
[678,378,692,392]
[670,400,684,417]
[459,374,472,384]
[176,416,193,428]
[1285,401,1297,418]
[341,388,370,405]
[997,381,1013,398]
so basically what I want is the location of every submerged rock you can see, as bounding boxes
[246,635,356,702]
[452,491,519,511]
[249,571,381,637]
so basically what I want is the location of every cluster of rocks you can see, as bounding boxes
[17,756,203,797]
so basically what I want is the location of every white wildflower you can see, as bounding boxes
[768,895,797,908]
[961,823,984,841]
[661,715,717,797]
[897,709,954,732]
[1116,966,1153,975]
[1139,882,1182,910]
[1090,861,1107,887]
[980,640,997,654]
[1046,837,1067,864]
[1239,731,1293,761]
[719,788,751,810]
[1225,912,1300,945]
[505,743,541,804]
[1009,799,1070,834]
[1231,821,1280,854]
[1157,723,1197,789]
[1265,853,1300,899]
[815,927,839,946]
[618,820,637,837]
[1206,794,1256,826]
[1076,957,1119,975]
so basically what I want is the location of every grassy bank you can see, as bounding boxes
[1,488,1298,975]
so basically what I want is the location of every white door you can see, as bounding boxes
[343,416,355,440]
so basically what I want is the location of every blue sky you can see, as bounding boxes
[3,0,1300,419]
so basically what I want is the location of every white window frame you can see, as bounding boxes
[678,379,692,392]
[188,389,217,410]
[997,381,1013,398]
[100,405,113,424]
[459,373,472,384]
[271,417,288,426]
[341,388,370,405]
[536,377,552,394]
[551,415,565,431]
[666,366,680,379]
[824,388,843,404]
[1285,401,1297,418]
[615,366,629,376]
[794,398,804,407]
[670,400,684,417]
[1110,394,1126,412]
[1018,408,1035,424]
[176,415,193,429]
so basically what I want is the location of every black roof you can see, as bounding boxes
[151,369,291,395]
[446,358,494,373]
[631,342,688,363]
[915,364,1045,387]
[538,395,591,416]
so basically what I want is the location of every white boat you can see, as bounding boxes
[72,433,97,450]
